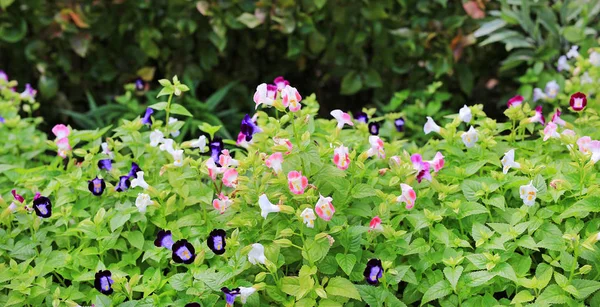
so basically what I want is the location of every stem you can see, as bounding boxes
[568,245,580,282]
[165,93,174,133]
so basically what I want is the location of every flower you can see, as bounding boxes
[11,189,24,203]
[397,183,417,209]
[248,243,266,265]
[222,168,238,187]
[20,83,37,101]
[168,117,180,137]
[206,158,223,180]
[354,111,368,124]
[581,72,593,85]
[557,55,571,71]
[150,130,164,147]
[590,51,600,66]
[190,135,207,151]
[459,105,472,123]
[135,79,145,91]
[131,171,149,189]
[240,114,262,142]
[141,108,153,125]
[154,230,174,250]
[551,109,567,126]
[545,81,559,99]
[519,181,538,206]
[368,122,380,135]
[101,142,113,158]
[159,138,175,154]
[135,193,153,213]
[0,116,4,123]
[52,124,70,139]
[543,122,560,141]
[366,135,385,158]
[258,194,280,219]
[265,152,283,173]
[273,137,293,154]
[172,149,184,167]
[423,116,441,134]
[8,202,17,212]
[207,229,227,255]
[394,117,405,132]
[127,162,142,179]
[213,193,232,214]
[115,176,131,192]
[273,76,289,90]
[172,239,196,264]
[315,194,335,221]
[56,138,71,158]
[88,177,106,196]
[589,140,600,163]
[461,126,478,148]
[281,85,302,112]
[363,259,383,285]
[0,70,7,81]
[567,45,579,59]
[577,136,593,154]
[288,171,308,194]
[237,132,250,148]
[221,287,241,307]
[528,106,545,125]
[218,149,239,169]
[94,270,114,295]
[533,88,546,102]
[501,149,520,174]
[98,159,112,171]
[239,286,257,304]
[369,216,383,231]
[411,154,432,183]
[33,195,52,218]
[333,145,351,170]
[300,208,316,228]
[330,109,354,129]
[186,303,200,307]
[254,83,275,108]
[210,137,224,164]
[507,95,524,108]
[429,152,445,172]
[570,92,587,112]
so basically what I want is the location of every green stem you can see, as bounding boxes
[165,93,174,133]
[568,245,580,282]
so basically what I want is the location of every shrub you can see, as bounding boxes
[2,75,600,306]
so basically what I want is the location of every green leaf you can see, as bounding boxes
[473,19,507,38]
[563,26,586,43]
[351,183,377,199]
[443,266,463,291]
[237,13,262,29]
[314,0,327,9]
[420,280,452,306]
[325,277,361,300]
[510,290,535,304]
[340,71,362,95]
[464,271,496,287]
[110,213,131,232]
[124,231,144,250]
[536,284,569,305]
[356,285,385,306]
[571,279,600,300]
[149,102,168,111]
[169,103,193,117]
[169,273,191,291]
[364,68,382,88]
[458,202,488,218]
[335,254,357,276]
[0,0,15,9]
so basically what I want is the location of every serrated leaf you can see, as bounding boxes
[335,254,357,276]
[325,277,361,300]
[443,266,463,290]
[421,280,452,306]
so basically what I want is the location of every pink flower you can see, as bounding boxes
[389,156,401,167]
[11,189,24,203]
[253,83,275,109]
[206,158,222,180]
[507,95,524,108]
[315,194,335,221]
[562,129,576,136]
[218,150,239,169]
[570,92,587,112]
[56,138,71,158]
[397,183,417,209]
[330,109,354,129]
[273,137,293,154]
[265,152,284,173]
[577,136,592,154]
[273,76,289,91]
[411,154,432,183]
[282,85,302,112]
[551,109,567,126]
[222,168,238,188]
[212,193,232,214]
[237,132,249,148]
[288,171,308,195]
[52,124,70,139]
[588,140,600,164]
[543,122,560,141]
[369,216,383,231]
[428,152,445,172]
[333,145,351,170]
[366,136,385,159]
[528,106,545,125]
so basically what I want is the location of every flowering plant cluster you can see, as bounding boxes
[2,73,600,307]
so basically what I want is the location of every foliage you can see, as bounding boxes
[2,75,600,307]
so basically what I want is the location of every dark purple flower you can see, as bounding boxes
[135,79,145,91]
[354,112,368,124]
[115,176,130,192]
[33,196,52,218]
[363,259,383,285]
[185,304,201,307]
[11,189,24,203]
[127,162,142,178]
[368,122,380,135]
[141,108,154,126]
[98,159,113,171]
[88,177,106,196]
[240,114,261,142]
[172,239,196,264]
[394,118,405,132]
[221,287,241,306]
[273,76,289,91]
[94,270,114,295]
[154,230,174,250]
[207,229,226,255]
[210,137,224,164]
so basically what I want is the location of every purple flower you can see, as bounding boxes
[210,137,224,165]
[127,162,142,178]
[98,159,113,171]
[172,239,196,264]
[207,229,227,255]
[185,304,201,307]
[0,116,4,123]
[135,79,145,91]
[20,84,37,101]
[88,177,106,196]
[115,176,130,192]
[94,270,114,295]
[154,230,174,250]
[411,154,432,183]
[33,196,52,218]
[368,122,380,135]
[363,259,383,285]
[240,114,261,142]
[141,108,154,126]
[354,112,368,124]
[221,287,241,306]
[394,118,405,132]
[273,76,290,91]
[0,70,7,81]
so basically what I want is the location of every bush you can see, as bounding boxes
[2,74,600,306]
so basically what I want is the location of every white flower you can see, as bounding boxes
[519,181,537,207]
[461,126,478,148]
[423,116,441,134]
[533,88,546,102]
[557,55,571,72]
[258,194,280,219]
[459,105,472,123]
[131,171,149,189]
[501,149,520,174]
[545,80,560,99]
[239,286,257,304]
[135,193,153,213]
[330,109,354,129]
[159,138,175,154]
[597,232,600,241]
[101,142,114,158]
[366,135,385,158]
[300,208,316,228]
[581,72,593,85]
[169,117,180,137]
[248,243,266,265]
[8,202,17,212]
[566,45,579,59]
[190,135,207,152]
[172,149,184,167]
[590,51,600,66]
[149,130,164,147]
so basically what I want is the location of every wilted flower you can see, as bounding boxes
[248,243,266,265]
[566,45,579,59]
[288,171,308,195]
[239,286,257,304]
[507,95,524,108]
[300,208,316,228]
[135,193,153,213]
[131,171,149,189]
[94,270,114,295]
[258,194,280,219]
[221,287,241,307]
[557,55,571,72]
[172,239,196,264]
[528,106,545,125]
[207,229,227,255]
[366,135,385,158]
[98,159,113,171]
[570,92,587,112]
[543,122,560,141]
[281,85,302,112]
[265,152,283,173]
[423,116,441,134]
[154,230,174,250]
[368,122,380,135]
[354,111,368,124]
[88,177,106,196]
[240,114,262,142]
[369,216,383,231]
[150,130,164,147]
[33,195,52,218]
[459,105,472,123]
[141,108,153,125]
[519,181,537,206]
[461,126,478,148]
[333,145,351,170]
[363,259,383,285]
[115,176,131,192]
[315,194,335,221]
[394,117,405,132]
[331,109,354,129]
[501,149,520,174]
[254,83,275,109]
[397,183,417,209]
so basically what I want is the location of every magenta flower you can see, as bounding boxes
[570,92,587,112]
[411,153,432,183]
[551,109,567,126]
[253,83,275,109]
[528,106,545,125]
[282,85,302,112]
[11,189,24,203]
[315,194,335,221]
[507,95,523,108]
[543,122,559,141]
[52,124,70,139]
[369,216,383,231]
[273,76,289,91]
[288,171,308,194]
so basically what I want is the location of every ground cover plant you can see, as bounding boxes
[2,67,600,307]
